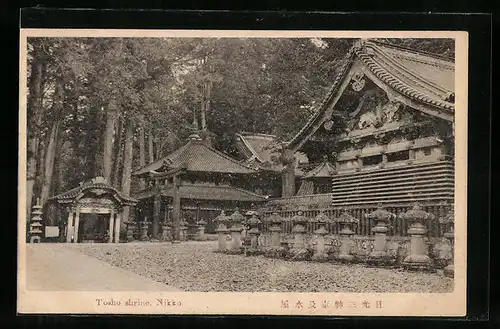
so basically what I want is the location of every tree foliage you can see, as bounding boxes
[25,36,454,206]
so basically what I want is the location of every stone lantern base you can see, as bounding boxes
[311,252,328,262]
[402,255,434,271]
[443,264,454,278]
[264,246,285,258]
[367,251,395,267]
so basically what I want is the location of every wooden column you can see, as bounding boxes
[73,210,81,243]
[282,149,296,197]
[172,174,181,242]
[152,184,161,239]
[66,211,74,243]
[108,209,115,243]
[114,212,121,243]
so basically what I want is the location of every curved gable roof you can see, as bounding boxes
[48,177,138,206]
[287,39,455,152]
[133,134,257,177]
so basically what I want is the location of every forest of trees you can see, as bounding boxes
[25,36,455,223]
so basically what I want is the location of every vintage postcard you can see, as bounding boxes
[18,28,468,316]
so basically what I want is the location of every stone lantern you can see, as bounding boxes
[179,218,189,241]
[400,204,434,271]
[264,212,285,258]
[366,205,395,266]
[140,217,151,241]
[124,219,137,242]
[246,214,262,256]
[227,208,245,254]
[29,198,43,243]
[195,219,207,241]
[214,210,230,252]
[311,210,330,262]
[439,211,454,278]
[161,220,172,242]
[333,211,359,263]
[289,210,309,261]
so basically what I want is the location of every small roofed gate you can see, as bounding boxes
[47,177,138,243]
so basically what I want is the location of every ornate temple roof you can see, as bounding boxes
[287,39,455,152]
[133,184,268,202]
[133,133,257,177]
[48,177,138,206]
[234,132,308,175]
[302,157,336,179]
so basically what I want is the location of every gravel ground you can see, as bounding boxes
[70,241,453,293]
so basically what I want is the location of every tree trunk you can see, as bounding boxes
[138,115,146,190]
[40,120,61,204]
[200,86,207,131]
[26,57,46,217]
[103,103,117,181]
[203,80,211,131]
[148,130,154,163]
[112,116,124,189]
[39,80,64,204]
[120,117,135,238]
[155,134,162,160]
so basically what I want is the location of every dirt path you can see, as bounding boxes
[24,244,182,291]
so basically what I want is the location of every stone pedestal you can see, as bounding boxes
[366,206,395,266]
[289,211,308,261]
[124,221,137,242]
[227,209,245,254]
[179,220,188,241]
[246,215,262,256]
[401,204,434,271]
[161,221,172,242]
[214,210,230,253]
[443,231,454,277]
[195,219,207,241]
[311,211,330,262]
[264,212,285,258]
[140,220,151,241]
[334,212,358,263]
[29,198,43,243]
[440,210,454,277]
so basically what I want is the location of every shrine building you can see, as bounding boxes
[131,133,269,239]
[46,177,138,243]
[272,39,455,213]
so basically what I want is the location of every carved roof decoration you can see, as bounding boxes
[287,39,455,152]
[133,133,257,177]
[234,132,308,175]
[48,176,138,206]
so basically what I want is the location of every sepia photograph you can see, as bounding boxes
[18,29,468,316]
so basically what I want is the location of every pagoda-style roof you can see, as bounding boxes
[132,184,268,202]
[287,39,455,152]
[234,132,308,175]
[302,157,336,180]
[133,133,257,177]
[48,177,138,206]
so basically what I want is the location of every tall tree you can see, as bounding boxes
[120,117,135,234]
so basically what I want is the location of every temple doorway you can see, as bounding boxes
[78,213,111,243]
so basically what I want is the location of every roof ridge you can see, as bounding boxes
[235,133,265,162]
[368,39,455,63]
[355,49,454,111]
[200,141,259,172]
[370,44,453,98]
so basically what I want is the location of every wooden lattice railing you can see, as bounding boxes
[257,203,452,238]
